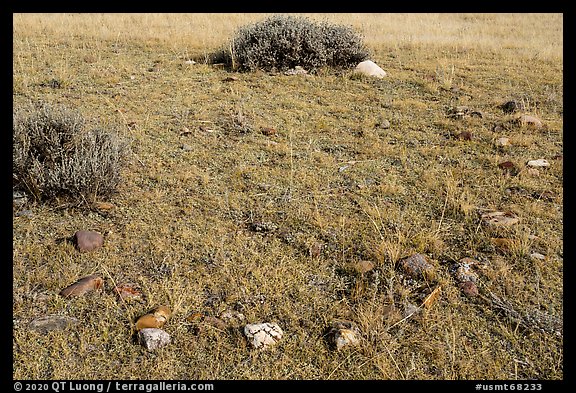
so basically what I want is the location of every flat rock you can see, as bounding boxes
[459,281,479,297]
[516,114,543,128]
[138,328,171,351]
[220,309,246,327]
[74,230,104,252]
[354,60,387,78]
[59,275,104,298]
[29,315,79,333]
[527,159,550,168]
[481,211,519,226]
[244,322,283,350]
[284,66,308,76]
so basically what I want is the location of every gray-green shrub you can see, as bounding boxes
[13,103,130,205]
[211,15,370,72]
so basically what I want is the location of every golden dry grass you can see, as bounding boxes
[13,13,562,380]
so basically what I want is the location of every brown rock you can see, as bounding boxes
[491,237,514,252]
[459,281,479,297]
[203,316,227,330]
[455,131,473,141]
[399,253,435,280]
[74,230,104,252]
[59,275,104,298]
[498,161,516,170]
[326,320,361,351]
[135,306,172,331]
[354,260,375,274]
[261,127,277,136]
[222,76,238,82]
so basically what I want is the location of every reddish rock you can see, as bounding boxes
[455,131,473,141]
[399,253,435,280]
[261,127,277,136]
[459,281,479,297]
[59,275,104,298]
[74,230,104,252]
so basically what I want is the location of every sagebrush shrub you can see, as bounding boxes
[211,15,370,72]
[13,103,130,205]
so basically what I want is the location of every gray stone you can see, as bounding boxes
[138,328,171,351]
[29,315,79,333]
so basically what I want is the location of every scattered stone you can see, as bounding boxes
[181,144,193,151]
[376,119,390,129]
[74,230,104,252]
[92,201,115,210]
[203,316,227,330]
[552,154,563,161]
[222,76,238,82]
[113,283,142,301]
[138,328,171,351]
[244,322,284,350]
[447,106,470,119]
[459,281,479,297]
[59,275,104,298]
[516,114,543,128]
[403,302,421,318]
[499,100,525,114]
[13,191,28,207]
[495,137,511,147]
[481,211,519,226]
[15,209,33,218]
[498,161,516,170]
[284,66,308,76]
[533,191,556,202]
[29,315,79,333]
[261,127,277,136]
[326,320,361,350]
[399,253,435,280]
[309,242,323,258]
[453,261,479,283]
[455,131,473,140]
[354,60,387,78]
[527,159,550,168]
[491,237,514,252]
[526,168,540,177]
[353,260,375,274]
[219,310,246,327]
[470,110,484,118]
[135,306,172,331]
[184,59,196,65]
[250,221,278,233]
[530,252,546,260]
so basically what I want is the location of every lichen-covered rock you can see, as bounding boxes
[138,328,171,351]
[399,253,435,280]
[244,322,283,350]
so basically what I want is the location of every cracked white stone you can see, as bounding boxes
[138,328,171,351]
[243,322,283,350]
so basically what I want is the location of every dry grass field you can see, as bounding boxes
[13,13,563,380]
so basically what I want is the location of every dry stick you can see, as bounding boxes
[384,344,406,380]
[435,190,449,236]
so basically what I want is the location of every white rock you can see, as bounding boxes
[530,252,546,260]
[527,159,550,168]
[244,322,283,350]
[220,309,246,326]
[495,137,511,147]
[354,60,387,78]
[138,328,171,351]
[284,66,308,76]
[184,59,196,65]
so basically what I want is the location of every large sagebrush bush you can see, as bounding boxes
[211,15,370,72]
[13,103,130,205]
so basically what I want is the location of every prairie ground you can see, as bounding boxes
[13,13,563,380]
